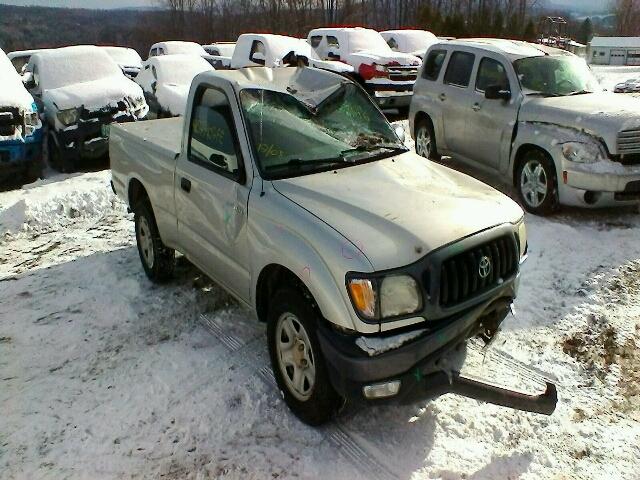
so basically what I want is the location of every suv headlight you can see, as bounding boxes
[347,274,422,320]
[561,141,605,164]
[57,107,80,127]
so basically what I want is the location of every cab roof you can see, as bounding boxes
[440,38,570,61]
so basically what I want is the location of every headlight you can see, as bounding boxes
[517,220,528,261]
[57,108,79,126]
[561,141,604,164]
[347,274,422,320]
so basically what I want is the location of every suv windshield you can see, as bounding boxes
[514,56,601,97]
[240,83,405,179]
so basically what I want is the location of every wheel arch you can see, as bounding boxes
[128,177,149,209]
[512,143,556,187]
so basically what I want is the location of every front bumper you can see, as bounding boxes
[560,166,640,206]
[317,294,556,414]
[0,134,43,178]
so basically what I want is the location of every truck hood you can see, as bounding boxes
[45,76,144,111]
[273,152,523,271]
[519,93,640,154]
[348,50,421,66]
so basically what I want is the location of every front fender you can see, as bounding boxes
[510,122,568,182]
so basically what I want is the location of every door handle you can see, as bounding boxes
[438,93,447,102]
[472,103,481,111]
[180,177,191,193]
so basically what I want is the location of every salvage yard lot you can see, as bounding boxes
[1,119,639,478]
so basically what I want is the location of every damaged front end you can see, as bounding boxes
[0,102,43,181]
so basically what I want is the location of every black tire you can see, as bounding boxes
[134,199,175,282]
[515,149,559,216]
[48,134,75,173]
[267,287,343,426]
[25,156,44,183]
[414,116,441,160]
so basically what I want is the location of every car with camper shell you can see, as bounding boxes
[102,46,143,79]
[24,45,148,172]
[136,54,213,118]
[109,65,556,425]
[380,29,439,59]
[410,38,640,215]
[0,48,43,184]
[307,27,422,110]
[148,41,208,59]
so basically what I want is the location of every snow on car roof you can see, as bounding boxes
[101,46,142,67]
[7,49,47,59]
[146,54,213,85]
[0,48,35,108]
[31,45,125,90]
[446,38,568,60]
[154,41,207,56]
[381,29,437,38]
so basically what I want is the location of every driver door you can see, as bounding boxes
[464,56,519,171]
[175,84,252,302]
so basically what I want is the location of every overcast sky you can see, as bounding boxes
[0,0,155,8]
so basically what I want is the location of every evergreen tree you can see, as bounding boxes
[578,18,594,44]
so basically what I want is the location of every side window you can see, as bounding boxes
[443,51,476,88]
[249,40,266,65]
[475,57,510,92]
[422,49,447,81]
[327,36,340,49]
[188,87,244,181]
[387,37,399,51]
[310,36,322,48]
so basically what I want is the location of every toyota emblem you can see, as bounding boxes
[478,256,492,279]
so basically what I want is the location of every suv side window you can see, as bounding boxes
[327,36,339,48]
[475,57,510,92]
[422,49,447,81]
[310,36,322,48]
[188,87,244,182]
[387,37,399,50]
[443,51,475,88]
[249,40,266,65]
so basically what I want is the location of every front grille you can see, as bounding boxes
[439,235,519,308]
[612,153,640,165]
[80,102,125,122]
[388,65,418,81]
[617,129,640,154]
[0,107,20,137]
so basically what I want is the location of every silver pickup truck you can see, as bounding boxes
[110,66,556,425]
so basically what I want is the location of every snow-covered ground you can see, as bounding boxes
[592,65,640,93]
[1,69,640,480]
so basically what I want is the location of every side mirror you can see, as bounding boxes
[23,72,35,90]
[394,124,406,144]
[210,153,228,170]
[485,85,511,101]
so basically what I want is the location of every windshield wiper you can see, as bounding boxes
[567,90,594,96]
[265,157,345,172]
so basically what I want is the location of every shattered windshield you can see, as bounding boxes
[514,56,601,97]
[240,83,405,179]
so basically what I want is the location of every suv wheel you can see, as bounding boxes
[415,117,440,160]
[516,150,559,216]
[267,287,342,425]
[134,199,175,282]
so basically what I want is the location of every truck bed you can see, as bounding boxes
[114,117,183,158]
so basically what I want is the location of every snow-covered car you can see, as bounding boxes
[102,46,143,79]
[24,46,148,172]
[308,27,422,110]
[110,66,557,425]
[410,39,640,215]
[613,78,640,94]
[203,42,236,57]
[136,54,213,118]
[380,29,439,59]
[148,41,208,59]
[7,49,47,74]
[0,48,43,184]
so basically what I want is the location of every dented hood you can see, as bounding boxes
[519,93,640,154]
[273,152,523,271]
[45,75,144,111]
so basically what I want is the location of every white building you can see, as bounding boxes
[588,36,640,65]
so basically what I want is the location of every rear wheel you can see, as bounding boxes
[516,149,559,216]
[134,199,175,282]
[267,288,343,425]
[415,117,440,160]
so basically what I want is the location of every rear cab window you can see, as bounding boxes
[475,57,510,92]
[422,49,448,81]
[443,51,476,88]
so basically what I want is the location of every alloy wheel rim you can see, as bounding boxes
[275,312,316,401]
[416,126,432,158]
[137,216,155,269]
[520,160,548,208]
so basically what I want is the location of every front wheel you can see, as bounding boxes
[267,288,343,425]
[516,150,559,216]
[415,117,440,160]
[134,199,175,282]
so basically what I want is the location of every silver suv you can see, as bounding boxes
[409,39,640,215]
